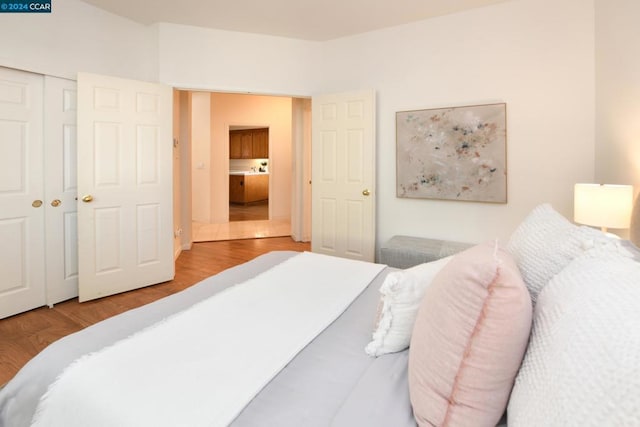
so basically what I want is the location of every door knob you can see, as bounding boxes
[82,195,94,203]
[51,199,61,207]
[362,189,370,196]
[32,200,43,208]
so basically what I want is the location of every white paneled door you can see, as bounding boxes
[311,90,376,262]
[77,73,174,302]
[44,76,79,306]
[0,67,46,318]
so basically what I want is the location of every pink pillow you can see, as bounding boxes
[408,242,532,427]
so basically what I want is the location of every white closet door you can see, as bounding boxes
[77,72,174,302]
[0,67,46,319]
[311,90,376,262]
[44,76,79,305]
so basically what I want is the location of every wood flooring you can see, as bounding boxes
[0,237,310,386]
[228,201,268,221]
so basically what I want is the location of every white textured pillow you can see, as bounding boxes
[507,203,613,303]
[508,251,640,426]
[365,256,452,357]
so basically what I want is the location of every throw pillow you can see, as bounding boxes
[365,256,452,356]
[507,251,640,426]
[507,203,614,303]
[409,242,532,427]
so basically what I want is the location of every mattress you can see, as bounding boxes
[0,251,416,427]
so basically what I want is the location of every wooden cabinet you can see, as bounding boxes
[240,131,253,158]
[229,174,269,204]
[251,128,269,158]
[229,128,269,159]
[229,131,242,159]
[246,174,269,202]
[229,175,245,204]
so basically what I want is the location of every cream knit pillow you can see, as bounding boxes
[508,250,640,425]
[365,256,452,357]
[507,204,612,303]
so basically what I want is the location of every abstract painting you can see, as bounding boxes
[396,103,507,203]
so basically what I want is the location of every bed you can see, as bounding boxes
[1,251,417,427]
[2,204,639,426]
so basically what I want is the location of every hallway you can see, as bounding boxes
[192,219,291,241]
[193,203,290,241]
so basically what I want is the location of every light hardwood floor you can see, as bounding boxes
[0,237,310,386]
[193,202,290,242]
[229,201,268,222]
[192,219,291,242]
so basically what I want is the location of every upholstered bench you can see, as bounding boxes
[380,235,474,269]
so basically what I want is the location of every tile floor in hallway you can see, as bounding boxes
[192,219,291,242]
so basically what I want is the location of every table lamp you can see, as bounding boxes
[574,183,633,232]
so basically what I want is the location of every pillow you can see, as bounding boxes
[507,203,615,304]
[365,256,452,356]
[408,242,532,427]
[507,251,640,426]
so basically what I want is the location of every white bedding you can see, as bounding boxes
[31,252,385,427]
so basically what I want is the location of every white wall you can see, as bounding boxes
[157,0,595,246]
[179,91,193,249]
[3,0,603,251]
[191,92,212,223]
[173,89,182,259]
[157,23,318,96]
[0,0,157,81]
[291,98,312,242]
[314,0,595,245]
[595,0,640,190]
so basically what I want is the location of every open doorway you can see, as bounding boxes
[180,91,310,242]
[228,126,269,222]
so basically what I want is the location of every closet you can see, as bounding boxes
[0,67,78,319]
[0,67,175,318]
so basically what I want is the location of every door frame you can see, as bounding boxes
[176,90,312,244]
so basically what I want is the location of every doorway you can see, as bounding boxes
[184,91,309,242]
[228,126,270,223]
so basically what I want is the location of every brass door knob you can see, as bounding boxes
[32,200,43,208]
[362,189,370,196]
[81,195,94,203]
[51,199,61,207]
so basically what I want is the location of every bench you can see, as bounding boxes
[380,235,474,269]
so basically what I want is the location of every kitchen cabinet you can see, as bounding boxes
[229,128,269,159]
[229,130,253,159]
[229,131,241,158]
[251,128,269,158]
[229,175,244,203]
[229,173,269,204]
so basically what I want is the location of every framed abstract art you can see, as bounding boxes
[396,103,507,203]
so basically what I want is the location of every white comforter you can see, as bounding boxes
[31,252,385,427]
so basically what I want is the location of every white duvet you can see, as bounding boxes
[31,252,385,427]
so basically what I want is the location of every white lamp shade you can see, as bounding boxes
[574,183,633,230]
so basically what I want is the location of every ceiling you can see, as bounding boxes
[80,0,510,41]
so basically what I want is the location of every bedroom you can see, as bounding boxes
[1,0,639,425]
[1,0,637,246]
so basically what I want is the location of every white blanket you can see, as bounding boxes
[31,252,385,427]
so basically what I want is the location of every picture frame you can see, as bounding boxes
[396,102,507,203]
